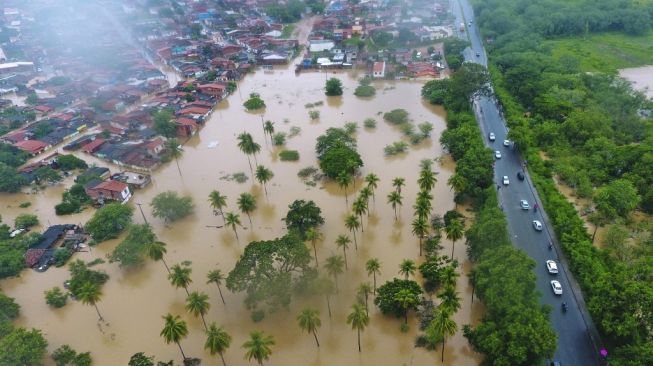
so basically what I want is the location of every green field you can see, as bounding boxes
[544,30,653,73]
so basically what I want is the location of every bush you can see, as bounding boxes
[272,132,287,146]
[243,93,266,110]
[232,172,248,183]
[383,109,409,125]
[14,214,39,229]
[325,78,343,96]
[297,166,318,178]
[55,201,81,215]
[44,287,68,308]
[150,191,194,223]
[344,122,358,135]
[85,203,133,242]
[53,248,73,267]
[279,150,300,161]
[384,141,409,155]
[56,155,88,171]
[374,278,422,318]
[363,118,377,129]
[18,202,31,208]
[308,110,320,120]
[354,85,376,97]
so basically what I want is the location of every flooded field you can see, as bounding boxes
[0,65,483,365]
[620,65,653,98]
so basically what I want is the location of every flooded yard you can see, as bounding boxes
[0,64,483,365]
[620,65,653,98]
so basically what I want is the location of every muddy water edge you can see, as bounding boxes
[1,65,484,365]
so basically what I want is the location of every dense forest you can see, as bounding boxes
[470,0,653,364]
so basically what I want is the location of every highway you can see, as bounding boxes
[452,1,601,365]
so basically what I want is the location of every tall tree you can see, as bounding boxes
[185,291,210,331]
[208,190,228,226]
[387,191,403,221]
[346,303,370,352]
[242,331,274,365]
[414,190,433,220]
[205,323,231,366]
[263,120,275,145]
[359,187,372,215]
[365,258,381,294]
[297,308,322,347]
[324,255,345,291]
[357,282,373,315]
[335,234,351,270]
[344,214,360,250]
[164,138,183,177]
[395,288,420,324]
[438,285,461,314]
[169,263,193,296]
[144,240,170,274]
[398,259,417,280]
[207,269,227,305]
[305,227,322,267]
[418,167,438,192]
[336,171,352,207]
[315,276,335,319]
[237,192,257,227]
[352,198,368,232]
[427,307,457,362]
[411,216,429,256]
[160,314,189,362]
[392,177,405,194]
[237,132,260,174]
[439,265,460,289]
[255,166,274,198]
[77,282,104,321]
[224,212,242,241]
[445,218,464,258]
[364,173,380,204]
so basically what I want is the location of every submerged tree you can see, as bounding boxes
[208,190,228,226]
[160,314,189,362]
[346,303,369,352]
[186,291,211,331]
[255,166,274,198]
[207,269,227,305]
[242,331,275,365]
[365,258,381,294]
[169,262,193,296]
[297,308,322,347]
[324,255,345,291]
[237,192,257,227]
[335,234,351,270]
[205,323,231,366]
[224,212,242,241]
[344,214,360,250]
[77,282,104,321]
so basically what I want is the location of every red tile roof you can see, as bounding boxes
[178,106,211,115]
[14,139,48,153]
[81,138,105,153]
[94,180,128,193]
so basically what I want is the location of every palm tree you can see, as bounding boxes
[144,240,170,274]
[255,166,274,198]
[335,234,351,270]
[208,190,228,226]
[224,212,242,240]
[186,291,210,331]
[207,269,227,305]
[336,171,352,207]
[364,173,380,204]
[169,263,192,296]
[77,282,104,321]
[359,187,372,214]
[447,173,466,207]
[305,227,321,267]
[394,288,419,324]
[439,265,460,289]
[398,259,416,280]
[418,167,437,192]
[237,132,258,174]
[392,177,405,194]
[352,198,367,232]
[411,216,429,256]
[387,191,402,221]
[365,258,381,294]
[237,192,257,227]
[242,331,275,365]
[427,307,457,362]
[161,314,189,361]
[346,303,369,352]
[438,285,461,314]
[414,191,433,219]
[324,255,345,291]
[263,120,275,145]
[445,218,464,259]
[344,214,360,250]
[315,276,335,318]
[297,308,322,347]
[165,138,183,177]
[357,282,372,315]
[205,323,231,366]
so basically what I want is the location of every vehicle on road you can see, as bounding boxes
[517,171,525,181]
[546,260,558,274]
[495,150,502,159]
[475,52,480,57]
[562,302,568,312]
[488,132,495,141]
[502,176,509,185]
[551,280,563,295]
[520,200,530,210]
[533,220,543,231]
[503,139,511,147]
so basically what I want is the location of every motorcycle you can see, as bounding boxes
[562,302,568,313]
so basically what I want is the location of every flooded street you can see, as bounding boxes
[620,65,653,98]
[1,64,483,365]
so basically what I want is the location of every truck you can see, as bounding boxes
[460,22,465,32]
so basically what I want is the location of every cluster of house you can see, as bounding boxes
[24,224,85,272]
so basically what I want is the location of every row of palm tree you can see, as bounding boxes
[237,132,261,174]
[209,189,277,241]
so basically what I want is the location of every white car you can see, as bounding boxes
[495,150,502,159]
[502,176,509,185]
[503,140,511,147]
[488,132,495,141]
[550,280,563,295]
[520,200,530,210]
[546,260,558,274]
[533,220,543,231]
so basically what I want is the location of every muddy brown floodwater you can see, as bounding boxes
[1,64,484,365]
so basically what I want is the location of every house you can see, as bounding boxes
[176,117,199,137]
[85,180,132,204]
[14,139,49,155]
[76,166,111,182]
[309,40,335,53]
[145,138,164,156]
[197,83,225,98]
[80,138,106,154]
[372,61,386,78]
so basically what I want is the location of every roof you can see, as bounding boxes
[94,180,128,193]
[179,106,210,115]
[373,61,385,73]
[81,138,105,153]
[14,139,48,153]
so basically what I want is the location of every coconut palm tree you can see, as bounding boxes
[359,187,372,214]
[165,138,183,177]
[297,308,322,347]
[411,216,429,256]
[263,120,275,145]
[357,282,372,315]
[427,307,457,362]
[237,132,259,174]
[255,165,274,198]
[207,269,227,305]
[336,171,352,207]
[161,314,189,361]
[335,234,351,270]
[438,285,461,314]
[365,258,381,294]
[169,263,192,296]
[398,259,416,280]
[346,303,369,353]
[77,282,104,321]
[414,191,433,220]
[237,192,257,227]
[395,288,419,324]
[324,255,345,292]
[364,173,380,203]
[242,331,275,365]
[344,214,360,250]
[352,198,367,232]
[205,323,231,366]
[208,190,228,226]
[144,240,170,274]
[224,212,242,241]
[445,218,464,259]
[315,276,335,318]
[186,291,210,331]
[418,167,437,192]
[305,227,321,267]
[439,265,460,289]
[387,191,402,221]
[392,177,405,194]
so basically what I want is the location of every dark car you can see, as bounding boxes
[517,171,525,181]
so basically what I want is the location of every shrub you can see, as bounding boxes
[55,201,81,215]
[53,248,73,267]
[14,214,39,229]
[309,110,320,120]
[363,118,377,129]
[18,202,31,208]
[344,122,358,135]
[298,166,318,178]
[325,78,343,96]
[44,287,68,308]
[383,109,409,125]
[232,172,248,183]
[354,85,376,97]
[150,191,194,223]
[288,126,302,138]
[384,141,409,155]
[243,93,266,110]
[56,155,88,171]
[279,150,300,161]
[272,132,287,146]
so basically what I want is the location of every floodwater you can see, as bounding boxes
[619,65,653,99]
[1,64,484,365]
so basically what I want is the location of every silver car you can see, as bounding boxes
[495,150,502,159]
[533,220,543,231]
[520,200,530,210]
[550,280,563,295]
[546,260,558,274]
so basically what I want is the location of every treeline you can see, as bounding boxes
[472,0,653,364]
[422,63,557,364]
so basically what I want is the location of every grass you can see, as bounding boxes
[544,31,653,73]
[279,150,300,161]
[281,24,295,39]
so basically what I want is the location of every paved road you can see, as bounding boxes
[452,1,601,365]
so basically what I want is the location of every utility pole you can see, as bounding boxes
[135,203,149,225]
